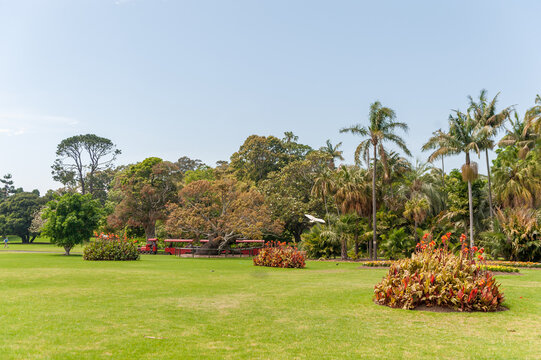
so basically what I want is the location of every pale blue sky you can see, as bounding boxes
[1,0,540,193]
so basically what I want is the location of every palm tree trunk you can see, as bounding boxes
[466,152,474,248]
[485,150,494,220]
[372,143,377,261]
[441,157,445,186]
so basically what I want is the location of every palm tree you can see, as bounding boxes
[524,94,541,134]
[320,140,344,169]
[498,112,538,159]
[404,195,429,241]
[340,101,411,260]
[468,89,512,220]
[312,168,336,222]
[334,166,372,258]
[424,111,482,247]
[422,129,448,186]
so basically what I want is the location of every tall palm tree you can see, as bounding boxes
[422,129,448,186]
[468,89,512,220]
[424,111,483,247]
[340,101,411,260]
[319,140,344,169]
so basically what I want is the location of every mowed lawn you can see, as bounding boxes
[1,253,540,360]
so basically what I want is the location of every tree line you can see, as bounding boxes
[1,90,540,260]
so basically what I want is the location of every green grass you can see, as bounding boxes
[0,236,83,253]
[0,253,540,359]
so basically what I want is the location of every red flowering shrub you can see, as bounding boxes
[253,241,305,268]
[374,234,505,312]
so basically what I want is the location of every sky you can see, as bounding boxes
[0,0,540,193]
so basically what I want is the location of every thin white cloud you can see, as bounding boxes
[0,113,79,136]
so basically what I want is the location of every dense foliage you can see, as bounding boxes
[83,238,140,261]
[41,193,101,255]
[374,234,505,312]
[3,90,541,264]
[253,242,306,268]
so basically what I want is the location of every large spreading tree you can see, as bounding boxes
[108,157,179,238]
[52,134,121,196]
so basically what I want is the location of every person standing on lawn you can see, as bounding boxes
[3,237,8,248]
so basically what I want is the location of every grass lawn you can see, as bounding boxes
[0,253,540,359]
[0,236,83,253]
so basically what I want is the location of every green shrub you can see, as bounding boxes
[253,241,305,268]
[374,234,505,312]
[300,225,340,259]
[83,239,140,261]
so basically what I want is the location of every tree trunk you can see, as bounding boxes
[485,150,494,220]
[372,143,378,261]
[441,157,445,186]
[21,235,29,244]
[144,222,156,239]
[64,246,71,256]
[30,235,37,243]
[341,236,348,260]
[354,233,359,257]
[466,153,474,248]
[293,230,302,244]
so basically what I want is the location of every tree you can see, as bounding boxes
[52,134,121,195]
[261,152,329,243]
[0,192,41,243]
[340,101,411,259]
[422,129,448,186]
[468,89,512,219]
[230,134,311,184]
[0,174,16,200]
[524,94,541,135]
[176,156,205,177]
[319,140,344,169]
[166,178,281,250]
[42,193,101,255]
[492,146,541,209]
[108,158,179,238]
[424,111,484,247]
[498,112,538,159]
[333,166,372,258]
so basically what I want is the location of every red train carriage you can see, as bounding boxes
[164,239,194,255]
[138,238,158,254]
[236,239,265,256]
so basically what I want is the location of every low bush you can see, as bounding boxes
[83,239,140,261]
[253,241,305,268]
[374,234,505,312]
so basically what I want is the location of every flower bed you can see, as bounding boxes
[373,233,505,312]
[486,260,541,268]
[482,265,519,273]
[253,241,305,268]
